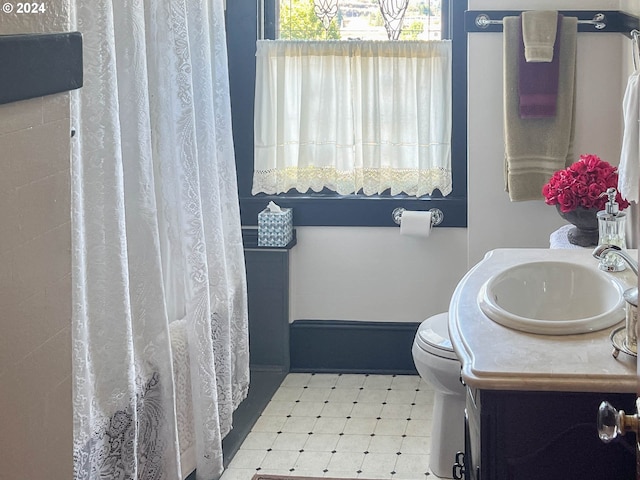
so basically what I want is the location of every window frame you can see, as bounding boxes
[226,0,467,227]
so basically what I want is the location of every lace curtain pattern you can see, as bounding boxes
[71,0,249,479]
[253,40,452,197]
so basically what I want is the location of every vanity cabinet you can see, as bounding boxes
[462,388,636,480]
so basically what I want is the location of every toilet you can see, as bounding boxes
[412,312,466,479]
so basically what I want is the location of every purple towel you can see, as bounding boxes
[518,14,562,118]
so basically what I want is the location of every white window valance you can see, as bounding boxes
[253,39,452,197]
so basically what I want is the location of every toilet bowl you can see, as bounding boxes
[412,312,465,479]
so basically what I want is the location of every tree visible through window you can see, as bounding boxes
[279,0,442,41]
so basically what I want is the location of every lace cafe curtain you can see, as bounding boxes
[253,39,452,197]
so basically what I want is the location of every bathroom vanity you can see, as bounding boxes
[449,249,637,480]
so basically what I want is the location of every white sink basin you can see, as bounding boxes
[478,261,625,335]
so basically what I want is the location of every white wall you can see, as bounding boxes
[290,0,631,323]
[0,4,73,478]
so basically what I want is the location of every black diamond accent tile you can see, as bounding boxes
[331,450,337,454]
[303,386,308,389]
[346,416,351,419]
[331,386,336,389]
[277,431,282,435]
[308,432,313,435]
[407,418,411,421]
[359,387,364,390]
[323,469,329,473]
[295,400,300,403]
[382,402,387,405]
[267,448,272,452]
[402,434,407,437]
[339,432,344,436]
[391,471,397,475]
[324,400,329,403]
[396,452,402,455]
[411,402,416,406]
[289,468,295,472]
[256,467,261,471]
[376,417,381,420]
[286,415,291,418]
[415,388,420,391]
[370,433,375,437]
[364,451,369,455]
[357,470,362,474]
[299,449,304,453]
[387,388,392,391]
[353,401,358,404]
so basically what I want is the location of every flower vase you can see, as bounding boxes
[556,205,600,247]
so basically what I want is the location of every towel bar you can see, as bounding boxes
[474,12,607,30]
[465,10,640,35]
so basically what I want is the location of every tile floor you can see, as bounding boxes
[220,373,441,480]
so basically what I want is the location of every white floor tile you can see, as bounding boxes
[219,467,256,480]
[351,402,383,418]
[374,418,408,436]
[394,452,430,475]
[313,416,348,434]
[291,400,325,417]
[343,417,378,435]
[404,418,432,437]
[271,432,309,451]
[335,433,371,453]
[360,452,398,474]
[261,400,295,417]
[227,449,267,470]
[260,450,300,470]
[363,375,395,389]
[295,450,332,470]
[400,435,431,455]
[251,415,287,433]
[239,431,277,450]
[385,389,417,405]
[335,373,367,388]
[281,416,317,433]
[320,401,354,417]
[367,434,403,454]
[390,375,421,390]
[271,386,304,402]
[280,373,312,387]
[327,451,365,471]
[299,387,332,402]
[356,389,388,404]
[307,373,340,387]
[380,403,412,419]
[303,432,340,451]
[328,387,361,403]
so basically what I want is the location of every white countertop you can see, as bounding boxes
[449,248,637,393]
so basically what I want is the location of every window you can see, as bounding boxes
[226,0,467,227]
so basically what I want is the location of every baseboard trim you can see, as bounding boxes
[290,320,420,374]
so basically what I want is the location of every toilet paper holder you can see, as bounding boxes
[392,207,444,227]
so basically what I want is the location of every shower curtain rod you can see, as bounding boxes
[464,10,640,37]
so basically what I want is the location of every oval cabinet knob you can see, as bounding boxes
[598,401,639,443]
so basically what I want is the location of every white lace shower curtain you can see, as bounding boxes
[253,40,452,197]
[71,1,249,479]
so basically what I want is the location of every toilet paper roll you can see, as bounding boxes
[400,210,432,237]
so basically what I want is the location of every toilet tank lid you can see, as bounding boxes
[416,312,454,355]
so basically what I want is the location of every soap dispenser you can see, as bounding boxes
[597,187,627,271]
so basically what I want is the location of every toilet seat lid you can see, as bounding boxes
[416,312,457,360]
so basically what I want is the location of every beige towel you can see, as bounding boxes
[504,15,577,202]
[521,10,559,62]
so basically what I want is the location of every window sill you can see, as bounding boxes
[239,194,467,227]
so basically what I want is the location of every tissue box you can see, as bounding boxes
[258,207,293,247]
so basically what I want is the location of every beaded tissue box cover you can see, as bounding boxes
[258,207,293,247]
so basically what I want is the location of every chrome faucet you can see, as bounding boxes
[592,244,638,276]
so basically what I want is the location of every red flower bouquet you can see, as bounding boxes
[542,154,630,213]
